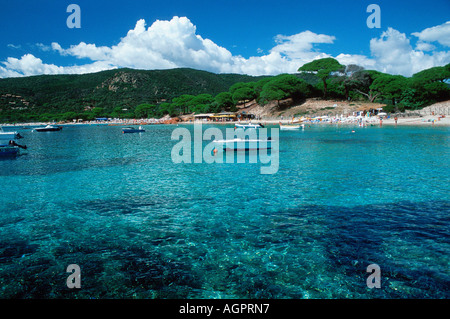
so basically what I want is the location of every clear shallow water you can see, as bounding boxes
[0,124,448,298]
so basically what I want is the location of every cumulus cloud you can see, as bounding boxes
[271,31,335,60]
[335,53,376,70]
[369,27,450,76]
[415,41,436,52]
[0,16,449,78]
[47,17,345,76]
[0,53,116,77]
[3,54,64,76]
[53,17,224,71]
[412,21,450,47]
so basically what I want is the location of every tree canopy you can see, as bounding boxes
[298,58,345,99]
[259,74,311,105]
[370,74,408,105]
[214,92,234,111]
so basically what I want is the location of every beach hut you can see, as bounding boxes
[210,112,237,122]
[194,113,214,122]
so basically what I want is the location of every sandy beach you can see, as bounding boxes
[381,115,450,126]
[2,114,450,128]
[2,100,450,128]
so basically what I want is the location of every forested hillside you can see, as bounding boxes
[0,61,449,123]
[0,68,266,122]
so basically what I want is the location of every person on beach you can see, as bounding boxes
[394,116,398,125]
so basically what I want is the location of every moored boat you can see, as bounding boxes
[0,145,19,157]
[0,127,23,139]
[34,125,63,132]
[279,122,302,130]
[234,123,264,129]
[223,145,272,151]
[122,126,145,133]
[214,137,272,151]
[0,140,26,158]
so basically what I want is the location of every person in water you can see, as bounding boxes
[9,140,27,149]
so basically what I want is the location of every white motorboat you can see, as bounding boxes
[34,125,63,132]
[214,137,272,151]
[0,127,23,139]
[279,122,303,130]
[122,126,145,133]
[234,123,264,129]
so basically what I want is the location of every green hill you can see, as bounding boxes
[1,60,448,123]
[0,68,267,122]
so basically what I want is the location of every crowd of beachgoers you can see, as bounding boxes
[1,114,449,127]
[2,107,450,128]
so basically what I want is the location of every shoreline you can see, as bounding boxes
[1,115,449,128]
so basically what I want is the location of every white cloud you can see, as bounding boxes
[35,43,51,52]
[47,18,343,76]
[0,17,449,79]
[0,65,22,78]
[415,41,436,52]
[0,53,116,78]
[369,27,450,76]
[335,53,376,70]
[2,54,63,76]
[271,31,335,60]
[7,44,21,50]
[412,21,450,47]
[59,42,112,61]
[52,17,226,72]
[370,27,413,75]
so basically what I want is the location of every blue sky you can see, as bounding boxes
[0,0,449,78]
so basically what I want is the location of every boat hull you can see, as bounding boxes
[122,129,145,133]
[35,126,62,132]
[0,146,19,157]
[235,124,263,129]
[217,139,273,152]
[0,132,23,139]
[223,146,271,151]
[280,126,300,130]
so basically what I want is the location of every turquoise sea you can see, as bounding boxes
[0,124,448,298]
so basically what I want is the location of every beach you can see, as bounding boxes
[381,115,450,126]
[3,99,449,128]
[2,113,450,128]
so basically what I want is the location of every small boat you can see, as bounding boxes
[122,126,145,133]
[234,123,264,129]
[223,145,272,151]
[0,145,20,157]
[279,122,303,130]
[0,140,26,158]
[214,137,272,151]
[0,127,23,139]
[34,125,63,132]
